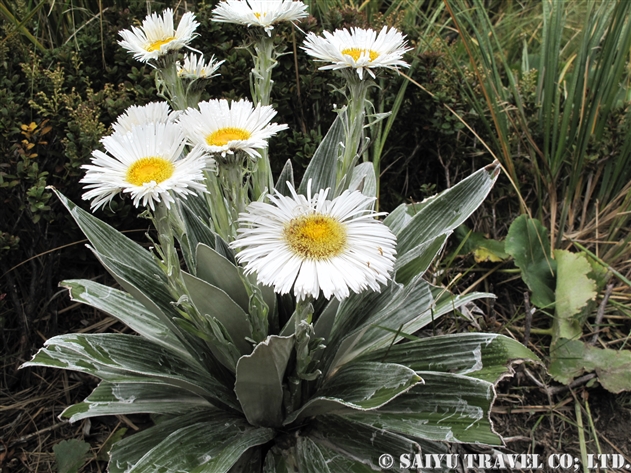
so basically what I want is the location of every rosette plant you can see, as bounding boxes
[23,6,538,473]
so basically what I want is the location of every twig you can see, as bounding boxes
[547,373,597,395]
[0,422,67,452]
[589,283,614,345]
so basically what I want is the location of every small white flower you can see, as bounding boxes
[212,0,308,35]
[177,53,224,80]
[302,26,410,79]
[118,9,199,63]
[112,102,179,134]
[177,99,288,159]
[81,122,209,211]
[231,181,397,301]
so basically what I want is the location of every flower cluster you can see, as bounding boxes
[25,5,527,473]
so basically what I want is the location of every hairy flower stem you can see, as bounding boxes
[151,201,186,297]
[204,170,233,241]
[155,53,190,110]
[337,73,371,190]
[215,154,249,240]
[287,298,327,410]
[250,35,278,199]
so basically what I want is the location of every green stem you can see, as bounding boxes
[155,53,189,111]
[152,201,185,297]
[215,154,249,240]
[250,35,278,199]
[337,73,371,191]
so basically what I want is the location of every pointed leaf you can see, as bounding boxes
[327,276,434,370]
[109,410,274,473]
[175,196,217,273]
[182,271,253,355]
[394,233,449,285]
[395,162,500,258]
[342,372,502,445]
[22,333,239,410]
[347,162,377,198]
[196,244,250,313]
[313,299,339,341]
[358,333,539,383]
[275,160,295,196]
[309,415,421,472]
[296,437,331,473]
[61,381,212,422]
[235,335,294,427]
[298,112,345,195]
[54,190,160,275]
[283,362,420,425]
[61,279,188,359]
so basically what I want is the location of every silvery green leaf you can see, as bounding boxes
[298,442,375,473]
[283,362,421,426]
[341,372,502,445]
[430,285,496,323]
[394,233,450,285]
[182,271,253,355]
[347,162,377,198]
[91,252,210,365]
[61,381,212,422]
[54,190,161,277]
[298,112,345,195]
[275,160,295,196]
[313,299,339,341]
[109,410,274,473]
[296,437,331,473]
[357,333,539,383]
[214,234,237,264]
[326,276,434,372]
[392,162,500,256]
[383,203,413,235]
[234,335,294,427]
[22,333,239,410]
[195,244,250,313]
[175,196,217,273]
[61,279,189,360]
[309,415,421,472]
[263,450,294,473]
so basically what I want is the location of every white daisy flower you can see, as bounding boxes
[177,99,288,159]
[118,9,199,63]
[211,0,308,36]
[231,181,397,301]
[177,53,224,80]
[81,122,209,211]
[302,26,411,79]
[112,102,179,134]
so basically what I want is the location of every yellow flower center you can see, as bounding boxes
[147,37,175,52]
[284,214,347,259]
[341,48,380,62]
[126,157,174,186]
[254,12,263,19]
[206,127,252,147]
